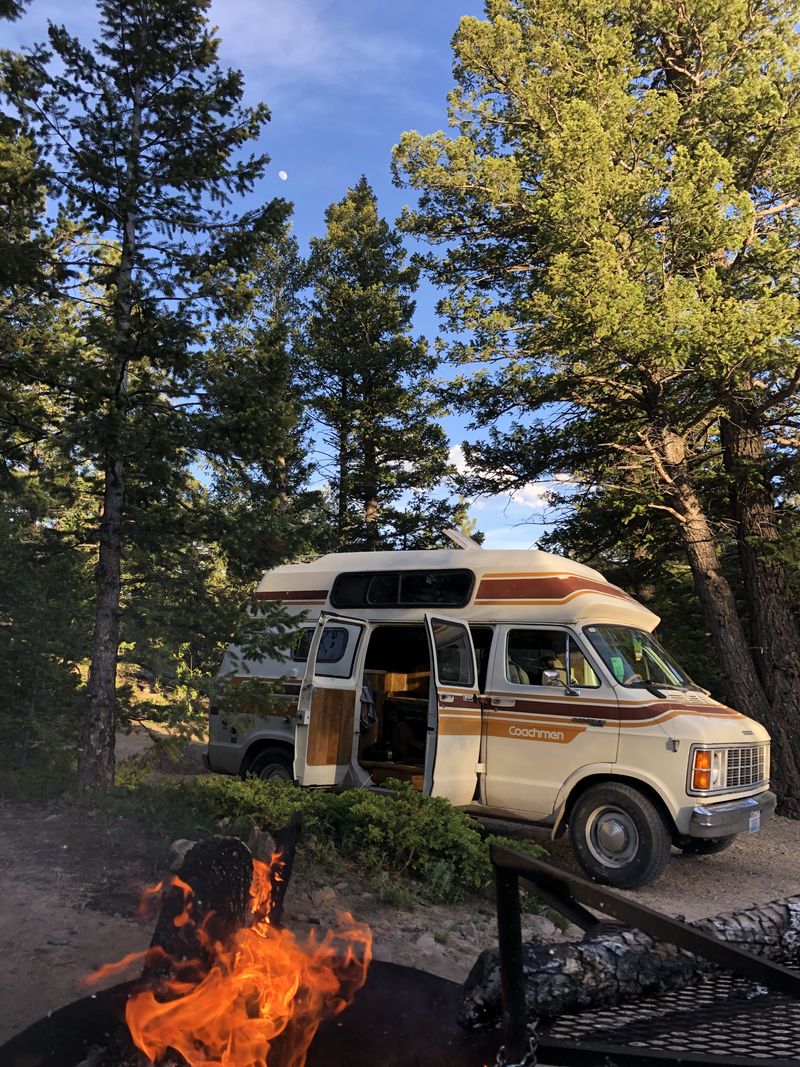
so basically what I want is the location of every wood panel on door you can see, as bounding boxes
[306,688,356,766]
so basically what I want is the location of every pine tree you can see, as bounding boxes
[10,0,287,791]
[304,176,458,550]
[395,0,800,809]
[200,221,318,578]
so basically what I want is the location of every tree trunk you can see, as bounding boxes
[461,895,800,1028]
[76,460,125,792]
[721,405,800,813]
[657,428,769,720]
[76,80,141,793]
[335,379,350,549]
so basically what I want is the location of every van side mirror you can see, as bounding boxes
[542,669,561,688]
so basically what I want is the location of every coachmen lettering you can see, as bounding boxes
[509,725,566,742]
[209,545,775,889]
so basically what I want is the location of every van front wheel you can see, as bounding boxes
[569,783,671,889]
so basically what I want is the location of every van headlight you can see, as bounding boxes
[691,748,724,792]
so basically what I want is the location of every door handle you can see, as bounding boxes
[491,697,516,708]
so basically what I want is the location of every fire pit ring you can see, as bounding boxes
[0,961,501,1067]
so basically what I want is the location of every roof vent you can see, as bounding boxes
[444,528,483,550]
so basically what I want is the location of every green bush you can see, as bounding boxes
[110,773,547,904]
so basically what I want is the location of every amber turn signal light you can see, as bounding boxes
[692,749,712,790]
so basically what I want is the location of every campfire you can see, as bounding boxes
[1,823,498,1067]
[84,832,372,1067]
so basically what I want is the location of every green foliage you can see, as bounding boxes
[394,0,800,748]
[303,176,461,550]
[1,0,298,789]
[110,774,547,904]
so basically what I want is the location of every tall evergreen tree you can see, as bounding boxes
[304,176,458,550]
[9,0,287,791]
[0,0,89,764]
[395,0,800,809]
[200,221,317,578]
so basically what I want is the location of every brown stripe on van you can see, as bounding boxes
[617,700,741,722]
[437,715,482,736]
[227,676,301,694]
[489,697,620,720]
[474,574,635,603]
[254,589,328,601]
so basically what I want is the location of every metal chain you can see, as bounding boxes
[494,1028,538,1067]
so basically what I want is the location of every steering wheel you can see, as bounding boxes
[623,672,643,684]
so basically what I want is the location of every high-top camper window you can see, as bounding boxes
[331,569,474,609]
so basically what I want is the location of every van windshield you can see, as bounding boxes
[583,625,694,690]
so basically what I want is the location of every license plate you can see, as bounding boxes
[748,811,761,834]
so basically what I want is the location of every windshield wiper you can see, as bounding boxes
[626,680,667,699]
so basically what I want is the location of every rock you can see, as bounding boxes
[311,886,337,909]
[457,921,478,940]
[168,838,196,872]
[415,932,436,952]
[246,826,277,863]
[523,914,558,942]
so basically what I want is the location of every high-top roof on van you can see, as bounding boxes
[254,549,660,629]
[262,548,603,579]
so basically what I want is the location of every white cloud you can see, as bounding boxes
[448,444,469,475]
[210,0,429,103]
[508,482,549,509]
[449,444,553,513]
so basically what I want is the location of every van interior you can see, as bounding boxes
[357,624,493,790]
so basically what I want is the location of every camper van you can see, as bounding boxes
[207,548,774,889]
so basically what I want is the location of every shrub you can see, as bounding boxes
[110,773,548,904]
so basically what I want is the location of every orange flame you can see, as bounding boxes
[87,854,371,1067]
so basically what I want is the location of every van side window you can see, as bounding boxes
[400,571,473,606]
[505,630,600,688]
[292,627,348,663]
[331,569,473,608]
[431,620,475,687]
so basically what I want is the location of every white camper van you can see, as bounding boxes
[207,548,774,888]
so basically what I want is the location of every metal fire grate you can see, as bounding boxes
[726,745,768,790]
[544,969,800,1062]
[490,846,800,1067]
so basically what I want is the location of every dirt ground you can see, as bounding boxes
[2,764,800,1048]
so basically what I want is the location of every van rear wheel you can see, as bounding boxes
[569,783,671,889]
[249,748,294,783]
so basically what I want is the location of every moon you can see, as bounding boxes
[278,170,288,181]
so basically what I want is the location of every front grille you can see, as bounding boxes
[725,744,768,790]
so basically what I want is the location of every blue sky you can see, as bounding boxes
[7,0,558,549]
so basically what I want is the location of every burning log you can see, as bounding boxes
[460,895,800,1028]
[82,822,371,1067]
[144,836,254,982]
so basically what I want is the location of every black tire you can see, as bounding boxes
[569,782,672,889]
[248,747,294,783]
[678,835,735,856]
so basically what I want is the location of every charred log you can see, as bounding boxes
[144,836,253,983]
[461,896,800,1028]
[252,812,302,927]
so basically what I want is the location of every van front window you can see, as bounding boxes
[583,625,693,689]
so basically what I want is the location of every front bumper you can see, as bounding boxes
[688,790,776,839]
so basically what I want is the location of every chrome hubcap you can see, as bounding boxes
[586,806,639,868]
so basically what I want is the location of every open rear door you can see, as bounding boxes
[294,612,367,787]
[424,614,482,806]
